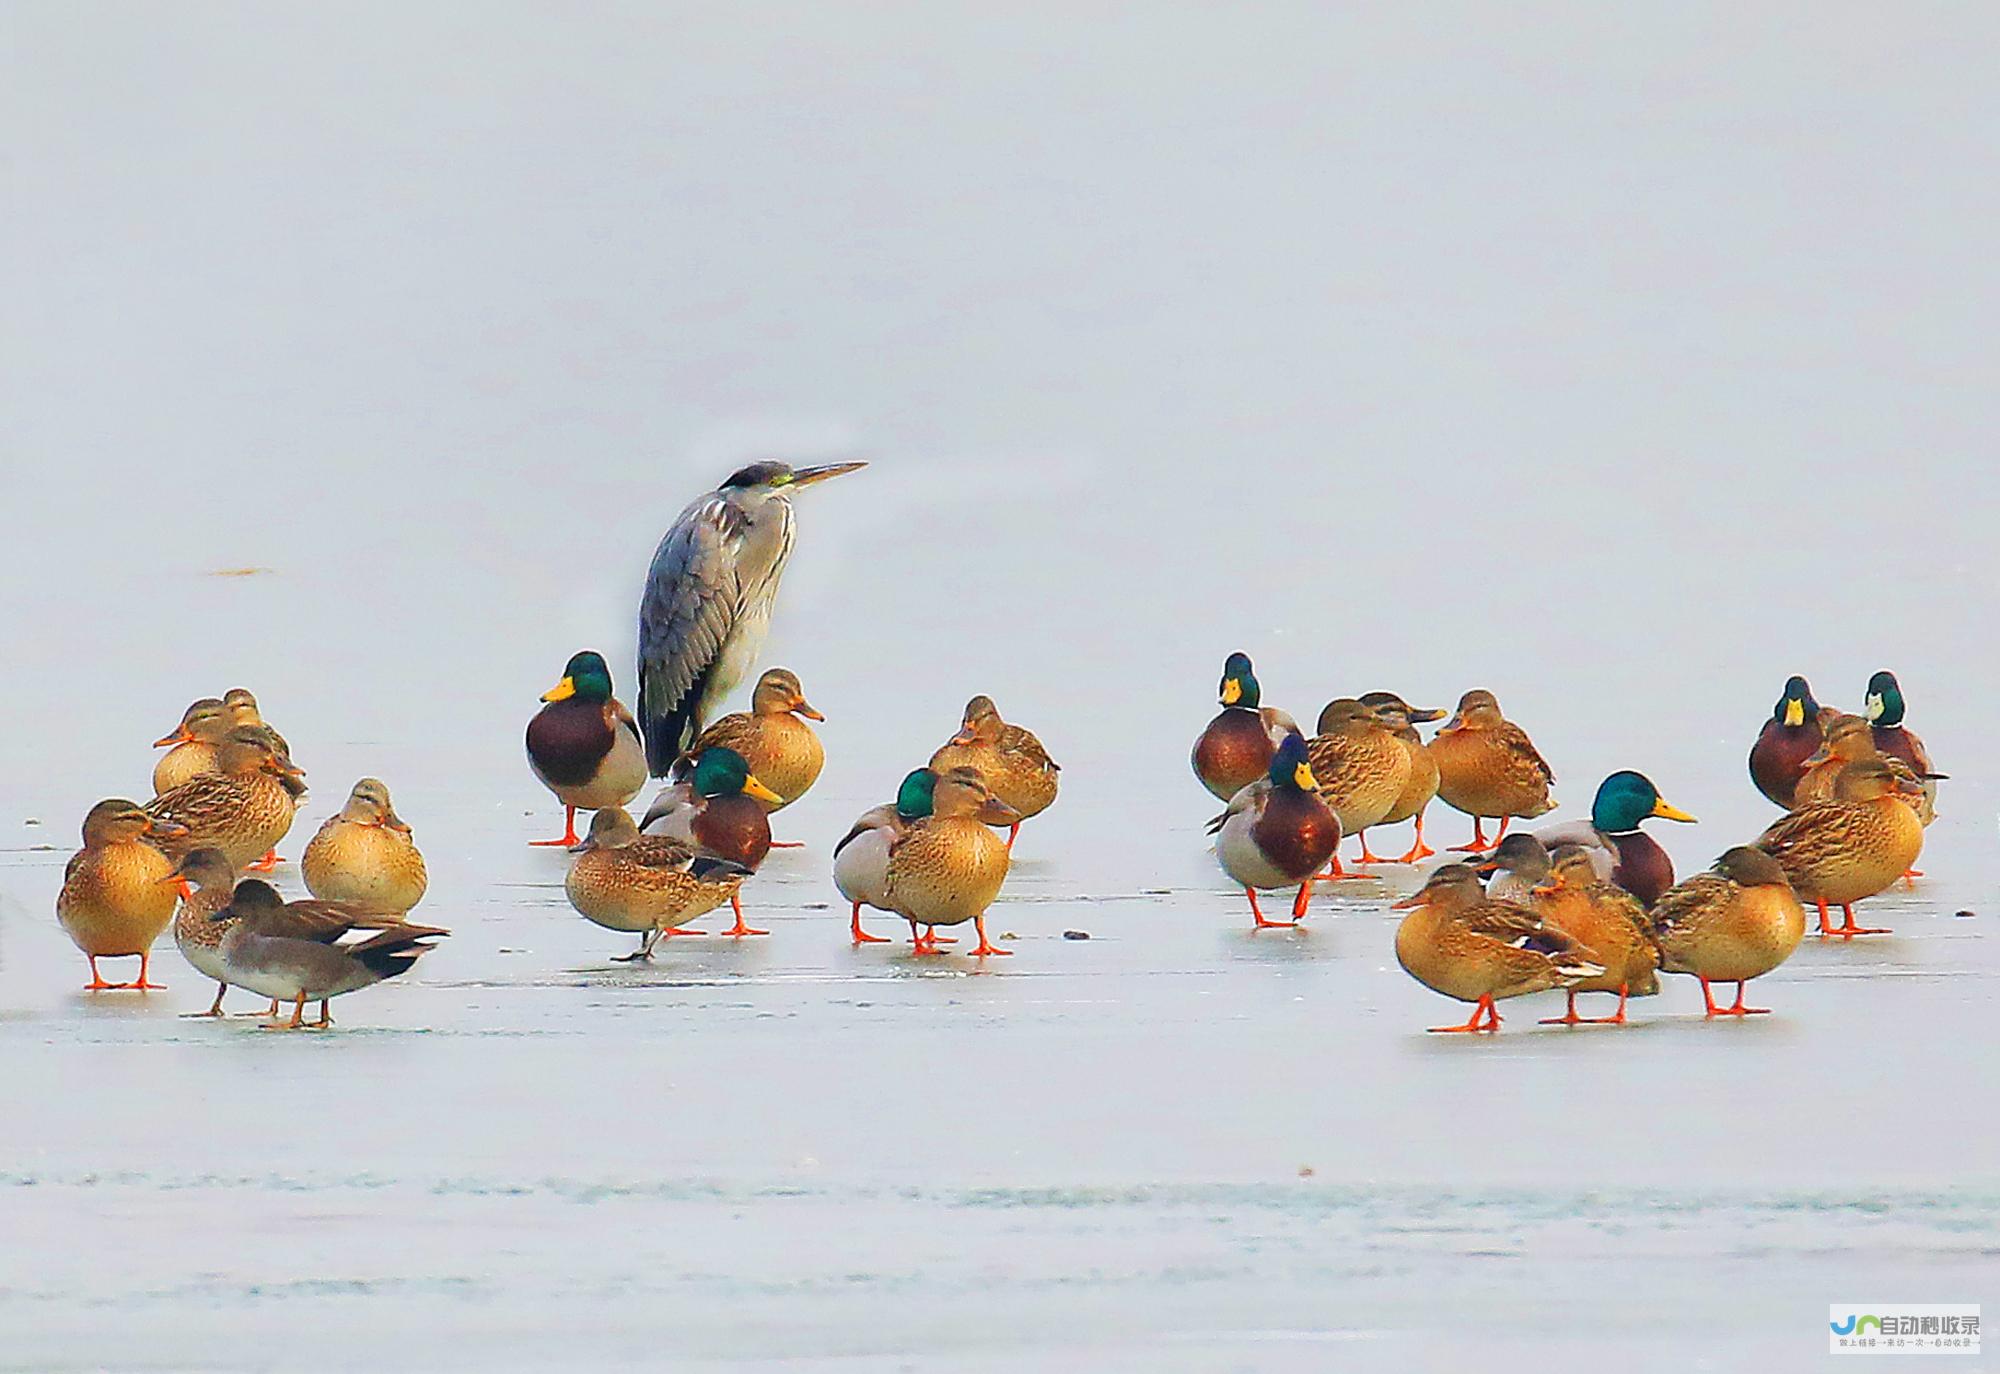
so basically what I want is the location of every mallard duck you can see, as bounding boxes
[1356,691,1446,863]
[1532,770,1696,908]
[1209,734,1340,929]
[565,807,750,959]
[208,879,448,1030]
[1428,689,1557,853]
[676,667,826,817]
[1529,845,1661,1025]
[1754,759,1924,938]
[222,688,292,759]
[640,746,784,936]
[928,695,1058,849]
[1390,863,1602,1033]
[1651,846,1806,1016]
[302,778,428,914]
[883,767,1020,956]
[1191,653,1302,802]
[146,726,302,872]
[834,770,936,945]
[1474,832,1552,904]
[151,697,229,794]
[169,847,269,1017]
[56,799,189,989]
[1864,670,1933,778]
[526,650,648,847]
[1306,698,1414,872]
[1747,674,1825,807]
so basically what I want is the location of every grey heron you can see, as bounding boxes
[637,460,866,775]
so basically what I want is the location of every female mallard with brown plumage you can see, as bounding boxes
[1211,733,1340,929]
[1529,845,1661,1025]
[640,746,784,936]
[527,650,648,848]
[678,667,826,816]
[57,799,190,990]
[146,727,303,873]
[1754,759,1924,939]
[1191,653,1302,802]
[1306,698,1413,873]
[151,697,229,794]
[1651,846,1806,1016]
[1747,675,1826,808]
[1428,689,1557,853]
[1356,691,1446,863]
[884,767,1020,956]
[222,688,292,759]
[302,778,428,914]
[1390,863,1602,1033]
[565,807,750,960]
[929,695,1058,849]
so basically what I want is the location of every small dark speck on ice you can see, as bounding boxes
[1955,910,1976,918]
[1063,930,1090,940]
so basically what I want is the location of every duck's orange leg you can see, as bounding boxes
[1539,989,1585,1026]
[1725,981,1768,1015]
[908,920,946,954]
[1449,817,1508,854]
[529,807,581,848]
[83,955,116,991]
[1902,868,1923,885]
[127,952,166,991]
[1393,812,1436,865]
[1577,984,1632,1025]
[969,915,1011,957]
[183,981,228,1017]
[768,839,807,849]
[1825,903,1890,938]
[1291,877,1318,921]
[1004,822,1021,852]
[850,902,889,944]
[717,894,768,938]
[246,850,284,872]
[1352,832,1389,865]
[1430,994,1498,1033]
[1247,887,1297,929]
[1318,854,1373,881]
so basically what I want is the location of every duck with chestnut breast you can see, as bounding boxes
[1747,675,1826,808]
[1390,864,1602,1033]
[640,746,784,937]
[146,727,304,873]
[56,799,190,990]
[527,650,648,848]
[884,767,1021,956]
[302,778,428,914]
[565,807,750,960]
[1209,734,1340,929]
[1428,690,1557,853]
[1529,846,1660,1026]
[673,667,826,820]
[169,847,274,1017]
[1191,653,1303,802]
[1305,699,1413,874]
[1754,759,1924,939]
[1651,847,1806,1016]
[1532,770,1696,909]
[208,880,448,1030]
[1356,691,1447,863]
[1864,672,1940,843]
[929,695,1058,850]
[152,697,229,794]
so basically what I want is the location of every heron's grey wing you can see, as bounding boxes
[638,495,746,774]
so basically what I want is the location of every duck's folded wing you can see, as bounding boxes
[1205,779,1269,835]
[1649,872,1730,936]
[1500,723,1556,785]
[1462,899,1590,958]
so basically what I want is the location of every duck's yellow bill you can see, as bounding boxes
[1293,761,1318,791]
[743,775,785,805]
[541,677,577,703]
[1651,798,1697,823]
[1783,699,1805,727]
[1221,678,1242,706]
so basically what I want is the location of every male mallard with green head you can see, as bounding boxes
[527,650,648,847]
[1532,770,1696,908]
[1747,675,1825,808]
[884,767,1020,956]
[1191,653,1302,802]
[1210,734,1340,929]
[641,746,784,936]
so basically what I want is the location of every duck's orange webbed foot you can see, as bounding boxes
[529,807,582,848]
[1430,995,1500,1033]
[717,896,768,938]
[969,917,1011,957]
[245,850,284,872]
[1448,818,1501,854]
[1538,991,1585,1026]
[1246,889,1297,929]
[1394,816,1436,864]
[849,904,889,944]
[1820,903,1890,939]
[768,839,807,849]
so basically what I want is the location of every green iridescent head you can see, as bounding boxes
[895,768,938,821]
[544,650,614,705]
[1219,652,1261,709]
[1590,770,1696,833]
[1864,670,1906,727]
[689,746,783,804]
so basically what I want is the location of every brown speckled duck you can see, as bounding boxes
[302,778,428,914]
[1356,691,1447,863]
[1755,760,1923,939]
[169,847,266,1017]
[565,807,750,960]
[1191,653,1302,802]
[1530,845,1661,1025]
[209,879,448,1030]
[527,650,648,848]
[929,695,1058,850]
[57,799,190,989]
[151,697,229,794]
[675,668,826,816]
[146,727,303,872]
[1391,863,1602,1033]
[1306,698,1413,873]
[1428,690,1557,853]
[884,767,1020,956]
[1651,847,1806,1016]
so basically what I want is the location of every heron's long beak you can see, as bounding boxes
[742,775,786,805]
[786,460,867,488]
[542,677,577,703]
[154,727,191,748]
[1651,798,1697,823]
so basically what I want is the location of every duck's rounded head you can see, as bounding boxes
[1771,675,1818,727]
[1390,862,1483,910]
[1476,831,1551,882]
[1357,691,1445,730]
[950,696,1005,745]
[1864,670,1906,726]
[215,877,286,922]
[217,725,304,781]
[1805,715,1873,766]
[170,847,236,892]
[751,668,824,721]
[340,777,409,832]
[576,806,641,852]
[543,651,615,705]
[155,697,227,748]
[689,746,784,804]
[1441,690,1503,733]
[81,798,157,845]
[1269,733,1317,793]
[931,766,1021,825]
[1830,758,1904,802]
[895,768,939,821]
[1543,845,1600,891]
[1591,771,1696,833]
[1218,653,1260,709]
[1313,698,1377,735]
[1715,846,1790,888]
